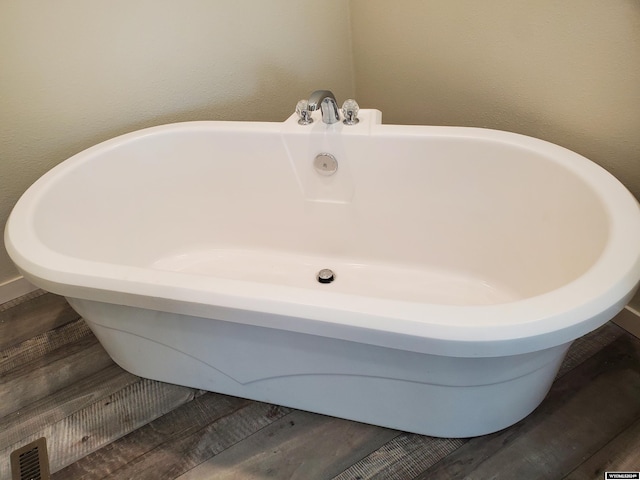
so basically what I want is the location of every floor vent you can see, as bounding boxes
[10,437,51,480]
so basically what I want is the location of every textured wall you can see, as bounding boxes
[0,0,354,285]
[350,1,640,201]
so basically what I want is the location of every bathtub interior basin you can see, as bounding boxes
[5,106,640,437]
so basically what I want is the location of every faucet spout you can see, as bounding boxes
[308,90,340,124]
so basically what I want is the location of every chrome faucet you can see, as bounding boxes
[307,90,340,124]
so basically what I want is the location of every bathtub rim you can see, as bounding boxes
[5,116,640,357]
[9,261,638,358]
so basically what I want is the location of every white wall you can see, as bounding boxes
[351,1,640,200]
[0,0,354,286]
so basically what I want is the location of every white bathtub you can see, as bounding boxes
[6,109,640,437]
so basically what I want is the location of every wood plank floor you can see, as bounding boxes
[2,291,640,479]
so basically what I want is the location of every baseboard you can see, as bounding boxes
[613,306,640,339]
[0,276,39,305]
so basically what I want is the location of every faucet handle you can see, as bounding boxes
[342,99,360,125]
[296,99,313,125]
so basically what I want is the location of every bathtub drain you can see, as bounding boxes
[317,269,335,284]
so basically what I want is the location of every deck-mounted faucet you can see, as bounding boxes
[295,90,360,126]
[308,90,340,124]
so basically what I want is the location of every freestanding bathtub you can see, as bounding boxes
[5,107,640,437]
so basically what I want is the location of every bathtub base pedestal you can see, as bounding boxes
[68,298,571,438]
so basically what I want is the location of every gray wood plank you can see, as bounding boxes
[0,363,139,451]
[0,288,45,311]
[564,417,640,479]
[52,392,251,480]
[0,333,115,418]
[413,334,640,480]
[94,401,293,480]
[334,433,466,480]
[1,378,197,479]
[0,292,79,350]
[176,409,398,480]
[0,318,92,375]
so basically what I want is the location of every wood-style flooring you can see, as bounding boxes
[2,290,640,479]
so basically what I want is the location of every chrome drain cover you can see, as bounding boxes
[317,269,335,284]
